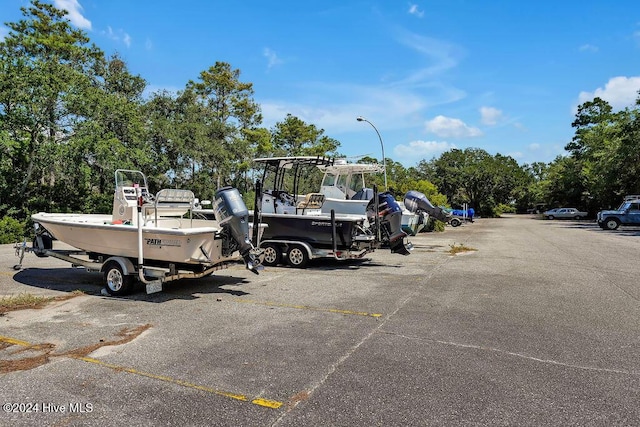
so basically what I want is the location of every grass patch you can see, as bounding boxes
[0,291,84,314]
[447,243,477,255]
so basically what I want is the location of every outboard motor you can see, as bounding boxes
[212,187,262,274]
[404,190,452,223]
[366,192,412,255]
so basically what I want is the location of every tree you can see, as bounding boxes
[68,54,151,211]
[269,114,340,157]
[184,62,263,197]
[419,148,527,217]
[0,0,104,216]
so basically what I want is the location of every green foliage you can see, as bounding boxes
[532,96,640,214]
[0,0,105,218]
[269,114,340,157]
[0,216,26,243]
[494,203,516,215]
[417,148,527,217]
[422,218,445,233]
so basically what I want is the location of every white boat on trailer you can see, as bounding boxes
[316,159,451,234]
[316,160,424,235]
[15,169,263,295]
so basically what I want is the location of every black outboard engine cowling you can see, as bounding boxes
[213,187,262,274]
[404,190,452,223]
[366,192,412,255]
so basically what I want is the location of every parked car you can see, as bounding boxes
[543,207,587,220]
[596,195,640,230]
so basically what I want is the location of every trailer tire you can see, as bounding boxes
[261,243,282,266]
[33,235,53,258]
[103,261,134,296]
[450,218,461,227]
[287,245,309,268]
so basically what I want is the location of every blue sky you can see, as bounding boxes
[2,1,640,167]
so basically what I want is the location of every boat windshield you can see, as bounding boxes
[322,170,367,191]
[115,170,148,189]
[348,173,365,193]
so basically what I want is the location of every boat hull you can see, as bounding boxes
[32,213,229,265]
[321,197,421,235]
[259,213,365,250]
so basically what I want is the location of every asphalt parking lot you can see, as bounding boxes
[1,215,639,426]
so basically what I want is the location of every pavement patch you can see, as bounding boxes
[0,333,284,410]
[228,297,383,318]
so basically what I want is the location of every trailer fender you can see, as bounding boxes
[102,256,136,276]
[290,241,313,260]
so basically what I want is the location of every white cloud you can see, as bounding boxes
[579,44,598,53]
[105,26,132,48]
[479,106,503,125]
[425,115,482,138]
[513,122,527,132]
[394,140,455,160]
[54,0,91,30]
[263,48,283,70]
[529,143,541,151]
[259,82,428,131]
[393,30,464,84]
[576,76,640,111]
[408,4,424,18]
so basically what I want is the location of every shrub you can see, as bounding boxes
[494,203,516,216]
[0,216,27,244]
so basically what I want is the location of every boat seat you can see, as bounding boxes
[297,193,325,209]
[352,188,375,201]
[144,189,195,224]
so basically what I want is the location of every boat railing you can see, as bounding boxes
[144,188,195,227]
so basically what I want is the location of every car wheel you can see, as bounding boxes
[604,218,620,230]
[547,215,554,220]
[103,261,134,296]
[574,215,582,220]
[261,243,282,267]
[287,245,309,268]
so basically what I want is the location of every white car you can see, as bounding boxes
[543,207,587,220]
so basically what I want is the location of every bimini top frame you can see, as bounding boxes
[253,156,335,198]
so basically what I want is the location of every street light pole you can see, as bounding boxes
[356,116,388,191]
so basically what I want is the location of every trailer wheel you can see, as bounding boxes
[32,234,53,258]
[450,218,461,227]
[287,245,309,268]
[103,261,134,296]
[261,243,282,266]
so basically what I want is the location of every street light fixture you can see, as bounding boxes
[356,116,388,191]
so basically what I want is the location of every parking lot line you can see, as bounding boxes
[0,335,283,409]
[229,298,383,318]
[0,335,32,347]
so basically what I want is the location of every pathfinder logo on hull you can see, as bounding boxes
[145,238,182,247]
